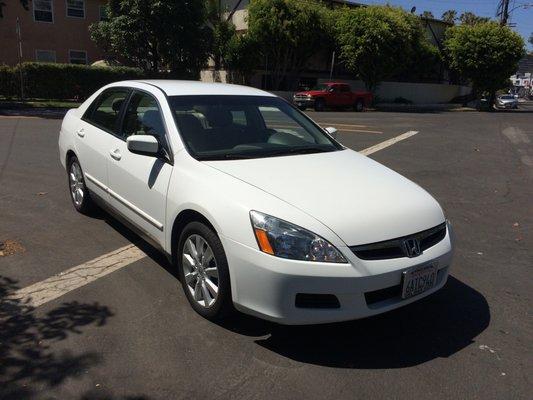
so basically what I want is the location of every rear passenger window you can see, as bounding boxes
[85,89,129,133]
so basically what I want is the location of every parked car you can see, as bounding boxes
[59,80,453,325]
[496,94,518,109]
[293,82,372,112]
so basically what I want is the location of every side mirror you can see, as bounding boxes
[324,126,338,139]
[127,135,160,157]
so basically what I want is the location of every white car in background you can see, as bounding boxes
[59,80,453,325]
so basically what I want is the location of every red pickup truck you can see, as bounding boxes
[293,82,372,112]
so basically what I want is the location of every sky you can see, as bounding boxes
[358,0,533,51]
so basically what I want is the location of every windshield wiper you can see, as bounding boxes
[263,146,333,157]
[196,153,257,161]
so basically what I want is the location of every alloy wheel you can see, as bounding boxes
[69,161,85,207]
[182,234,219,308]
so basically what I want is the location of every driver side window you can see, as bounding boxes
[122,91,166,147]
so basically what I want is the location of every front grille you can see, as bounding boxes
[293,95,310,100]
[350,222,446,261]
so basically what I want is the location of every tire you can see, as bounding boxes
[67,155,94,214]
[314,98,325,112]
[297,105,307,111]
[177,221,233,320]
[354,99,364,112]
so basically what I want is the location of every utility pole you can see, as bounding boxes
[329,51,335,81]
[16,17,24,100]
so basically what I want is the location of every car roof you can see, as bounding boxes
[323,82,350,86]
[123,80,275,97]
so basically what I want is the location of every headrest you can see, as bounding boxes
[205,107,233,128]
[176,114,203,132]
[142,110,164,136]
[111,98,124,113]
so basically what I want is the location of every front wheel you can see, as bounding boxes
[354,99,364,112]
[314,98,325,112]
[177,222,233,320]
[67,156,94,214]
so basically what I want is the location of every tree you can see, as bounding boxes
[459,12,490,25]
[246,0,330,90]
[420,11,434,19]
[529,32,533,46]
[225,34,259,84]
[441,10,457,24]
[335,5,432,92]
[90,0,210,78]
[444,22,524,105]
[206,0,236,71]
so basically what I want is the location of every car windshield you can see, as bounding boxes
[311,84,329,91]
[169,95,342,160]
[500,95,514,99]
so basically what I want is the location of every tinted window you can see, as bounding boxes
[122,91,167,147]
[169,95,341,160]
[86,89,129,133]
[340,85,350,92]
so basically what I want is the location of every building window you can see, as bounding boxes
[35,50,56,63]
[99,5,109,21]
[69,50,87,65]
[33,0,53,23]
[66,0,85,18]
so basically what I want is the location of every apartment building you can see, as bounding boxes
[0,0,107,66]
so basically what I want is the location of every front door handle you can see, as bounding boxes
[76,128,85,137]
[109,149,122,161]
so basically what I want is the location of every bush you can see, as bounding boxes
[0,62,144,100]
[0,65,18,99]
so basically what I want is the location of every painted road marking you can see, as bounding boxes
[8,244,146,308]
[13,129,420,308]
[360,131,419,156]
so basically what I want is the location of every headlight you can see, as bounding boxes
[250,211,347,263]
[307,94,313,98]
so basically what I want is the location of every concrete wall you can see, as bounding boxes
[317,79,471,104]
[272,81,471,104]
[200,70,471,104]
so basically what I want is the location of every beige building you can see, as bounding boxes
[0,0,107,66]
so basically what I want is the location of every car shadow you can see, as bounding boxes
[98,210,490,370]
[219,275,490,369]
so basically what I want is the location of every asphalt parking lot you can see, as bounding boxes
[1,105,532,399]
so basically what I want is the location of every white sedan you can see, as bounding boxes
[59,80,453,325]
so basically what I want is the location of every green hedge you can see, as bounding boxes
[0,62,144,100]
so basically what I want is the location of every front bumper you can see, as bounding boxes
[293,97,315,107]
[222,223,453,325]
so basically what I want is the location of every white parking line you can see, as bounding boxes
[9,244,146,307]
[12,129,420,308]
[360,131,419,156]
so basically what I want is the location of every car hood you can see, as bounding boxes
[205,149,445,246]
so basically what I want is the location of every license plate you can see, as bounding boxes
[401,264,437,299]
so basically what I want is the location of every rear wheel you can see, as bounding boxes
[67,156,94,214]
[177,221,233,320]
[354,99,364,112]
[314,98,325,112]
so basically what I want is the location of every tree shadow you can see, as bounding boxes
[218,276,490,369]
[0,276,122,399]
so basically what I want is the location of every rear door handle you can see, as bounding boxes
[109,149,121,161]
[76,128,85,137]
